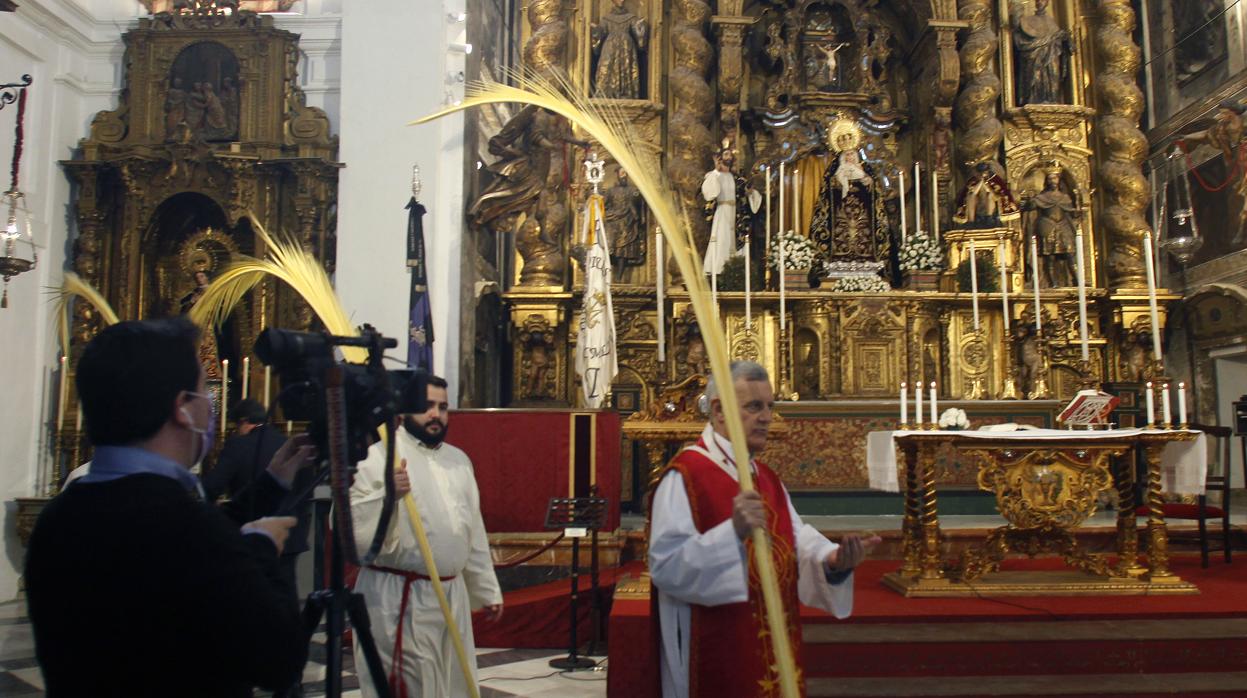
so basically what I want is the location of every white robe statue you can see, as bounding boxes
[648,424,855,698]
[350,430,502,698]
[701,169,762,276]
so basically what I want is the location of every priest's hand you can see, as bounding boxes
[266,433,316,488]
[732,490,766,541]
[482,604,504,622]
[243,516,298,555]
[395,459,412,498]
[826,534,883,572]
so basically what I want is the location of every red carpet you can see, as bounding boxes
[470,563,634,649]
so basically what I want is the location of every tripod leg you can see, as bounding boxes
[346,592,393,698]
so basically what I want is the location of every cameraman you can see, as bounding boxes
[26,318,308,697]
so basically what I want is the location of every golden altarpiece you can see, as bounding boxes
[18,4,340,539]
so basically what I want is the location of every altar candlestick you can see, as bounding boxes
[900,383,908,426]
[969,240,981,331]
[657,227,666,362]
[57,355,68,431]
[242,357,250,399]
[931,167,940,239]
[745,228,753,331]
[999,238,1010,331]
[1075,228,1090,361]
[1142,231,1164,362]
[1178,382,1188,427]
[778,162,785,242]
[1030,234,1042,337]
[792,169,801,237]
[220,359,229,436]
[779,168,788,333]
[1161,382,1172,428]
[914,162,922,232]
[929,382,938,425]
[1145,381,1156,427]
[765,167,772,278]
[915,381,923,427]
[263,366,272,409]
[899,170,908,241]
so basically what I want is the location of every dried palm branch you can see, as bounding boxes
[412,72,800,697]
[52,272,120,355]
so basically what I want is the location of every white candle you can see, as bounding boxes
[779,167,787,333]
[915,380,923,427]
[931,167,940,239]
[263,365,272,409]
[969,240,981,331]
[656,227,666,362]
[1142,231,1164,361]
[901,382,908,426]
[57,355,68,431]
[745,228,752,331]
[793,169,801,237]
[899,169,908,241]
[1075,229,1090,362]
[220,359,229,436]
[929,382,938,425]
[242,357,250,399]
[711,236,718,318]
[1030,234,1042,336]
[765,166,772,278]
[999,238,1010,331]
[914,162,923,232]
[1145,381,1156,426]
[1178,382,1187,426]
[1161,382,1172,427]
[75,404,83,432]
[286,420,292,435]
[778,162,785,241]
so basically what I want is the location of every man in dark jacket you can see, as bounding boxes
[26,318,308,697]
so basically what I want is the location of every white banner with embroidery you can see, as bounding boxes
[576,193,617,408]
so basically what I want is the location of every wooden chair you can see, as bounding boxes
[1137,424,1235,567]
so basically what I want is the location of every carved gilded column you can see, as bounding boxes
[1094,0,1149,290]
[711,1,751,140]
[667,0,714,254]
[956,0,1003,173]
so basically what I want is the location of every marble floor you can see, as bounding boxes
[0,600,607,697]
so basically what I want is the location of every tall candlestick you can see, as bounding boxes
[779,166,787,333]
[1145,381,1156,426]
[1178,382,1188,427]
[999,238,1010,331]
[745,229,752,331]
[1074,229,1090,362]
[242,357,250,399]
[915,380,923,427]
[899,169,908,241]
[765,166,772,279]
[1142,230,1164,361]
[792,169,800,237]
[656,226,666,362]
[900,382,908,426]
[57,355,68,431]
[220,359,229,436]
[914,162,922,232]
[1161,382,1172,427]
[263,366,272,409]
[969,240,981,331]
[1030,234,1042,336]
[778,162,785,241]
[931,167,940,239]
[929,382,938,425]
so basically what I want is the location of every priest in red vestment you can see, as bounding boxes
[648,360,880,698]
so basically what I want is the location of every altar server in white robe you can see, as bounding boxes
[351,375,502,698]
[701,146,762,276]
[648,360,880,698]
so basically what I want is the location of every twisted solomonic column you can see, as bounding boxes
[956,0,1002,172]
[668,0,715,255]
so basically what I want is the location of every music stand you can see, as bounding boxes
[544,496,608,671]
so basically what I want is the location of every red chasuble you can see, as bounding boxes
[660,440,805,697]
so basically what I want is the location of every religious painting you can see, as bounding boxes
[164,42,241,142]
[1171,0,1227,85]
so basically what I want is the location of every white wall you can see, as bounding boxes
[335,0,465,402]
[1215,352,1247,489]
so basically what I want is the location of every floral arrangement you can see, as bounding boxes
[769,231,819,271]
[955,251,999,292]
[716,254,764,292]
[833,274,891,293]
[898,231,946,272]
[939,407,970,430]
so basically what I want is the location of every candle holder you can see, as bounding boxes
[1000,340,1020,400]
[778,321,796,401]
[967,375,986,400]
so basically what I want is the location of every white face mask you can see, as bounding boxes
[180,391,216,468]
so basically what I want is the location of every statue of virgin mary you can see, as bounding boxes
[809,120,883,262]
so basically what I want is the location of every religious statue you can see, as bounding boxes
[470,105,587,286]
[164,77,187,141]
[1012,324,1045,397]
[952,161,1021,229]
[1181,100,1247,245]
[178,268,236,378]
[604,168,645,274]
[815,42,848,91]
[810,120,881,262]
[932,109,952,172]
[591,0,648,99]
[1022,166,1081,288]
[701,142,760,276]
[1013,0,1071,105]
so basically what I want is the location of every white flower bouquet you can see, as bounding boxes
[832,274,891,293]
[769,231,819,271]
[898,231,945,272]
[938,407,969,430]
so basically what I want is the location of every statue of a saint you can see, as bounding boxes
[1013,0,1071,105]
[810,122,881,262]
[164,77,187,142]
[1012,324,1045,397]
[591,0,648,99]
[604,168,645,273]
[816,42,848,91]
[701,144,761,276]
[1022,167,1081,288]
[953,161,1021,229]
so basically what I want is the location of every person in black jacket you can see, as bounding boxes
[26,318,309,698]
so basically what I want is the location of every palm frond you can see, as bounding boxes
[49,272,119,355]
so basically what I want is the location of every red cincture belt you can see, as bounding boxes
[366,565,458,698]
